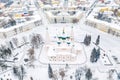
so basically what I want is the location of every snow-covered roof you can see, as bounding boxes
[0,14,41,32]
[57,12,70,16]
[87,16,120,30]
[114,0,120,4]
[0,3,5,8]
[43,5,52,8]
[87,7,120,30]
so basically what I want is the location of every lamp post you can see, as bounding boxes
[71,26,74,42]
[45,27,50,44]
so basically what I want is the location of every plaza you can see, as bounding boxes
[0,0,120,80]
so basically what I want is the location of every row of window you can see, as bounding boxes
[85,21,120,37]
[2,20,43,38]
[49,56,75,61]
[107,28,120,37]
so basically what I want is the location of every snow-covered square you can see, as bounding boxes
[0,0,120,80]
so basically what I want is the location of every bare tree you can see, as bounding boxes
[30,33,43,48]
[14,28,17,35]
[59,70,65,80]
[28,48,34,59]
[22,36,27,44]
[12,38,18,47]
[72,18,79,24]
[0,62,8,71]
[21,65,26,80]
[28,48,35,66]
[13,65,26,80]
[0,45,12,59]
[3,33,7,38]
[13,66,20,79]
[108,70,114,80]
[9,41,14,50]
[31,35,37,48]
[36,34,43,44]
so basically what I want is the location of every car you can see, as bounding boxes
[13,57,18,61]
[24,58,29,62]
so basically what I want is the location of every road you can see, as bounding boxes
[85,0,99,18]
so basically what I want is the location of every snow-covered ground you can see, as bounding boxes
[0,21,120,80]
[0,0,120,80]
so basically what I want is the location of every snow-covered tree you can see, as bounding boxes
[13,65,26,80]
[48,64,53,78]
[65,64,69,69]
[84,35,91,46]
[95,35,100,45]
[117,73,120,80]
[90,48,97,63]
[0,78,3,80]
[30,77,33,80]
[90,47,100,63]
[85,69,92,80]
[84,35,87,44]
[75,68,82,80]
[96,48,100,60]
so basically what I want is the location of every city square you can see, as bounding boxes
[0,0,120,80]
